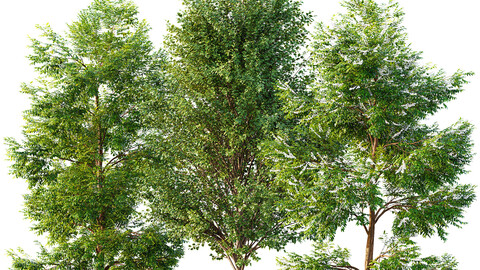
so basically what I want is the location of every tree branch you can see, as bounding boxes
[383,139,426,149]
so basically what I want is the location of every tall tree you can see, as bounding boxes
[146,0,311,269]
[268,0,475,269]
[6,0,183,269]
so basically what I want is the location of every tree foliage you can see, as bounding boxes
[6,0,183,269]
[268,0,475,269]
[277,236,458,270]
[371,234,458,270]
[146,0,311,269]
[277,242,355,270]
[6,0,476,269]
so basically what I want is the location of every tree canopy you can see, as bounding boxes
[146,0,311,269]
[269,0,475,269]
[5,0,476,269]
[6,0,183,269]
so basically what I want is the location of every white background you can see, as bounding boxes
[1,0,479,269]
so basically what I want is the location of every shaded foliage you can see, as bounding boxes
[146,0,311,269]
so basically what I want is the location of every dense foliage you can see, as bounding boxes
[269,0,475,269]
[146,0,311,269]
[6,0,183,269]
[6,0,475,269]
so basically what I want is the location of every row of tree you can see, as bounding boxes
[7,0,474,269]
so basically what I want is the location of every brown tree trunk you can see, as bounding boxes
[364,208,376,270]
[95,94,104,189]
[94,94,106,258]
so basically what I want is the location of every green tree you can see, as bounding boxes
[6,0,183,269]
[146,0,311,269]
[371,235,458,270]
[269,0,475,269]
[277,242,355,270]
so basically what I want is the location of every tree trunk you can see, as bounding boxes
[95,94,104,189]
[226,254,247,270]
[364,208,376,270]
[94,93,106,256]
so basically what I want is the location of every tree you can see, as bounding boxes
[268,0,475,269]
[6,0,183,268]
[146,0,311,269]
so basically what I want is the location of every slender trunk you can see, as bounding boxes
[226,258,237,270]
[226,255,245,270]
[364,208,376,270]
[365,136,378,269]
[95,94,105,228]
[95,94,103,189]
[224,244,250,270]
[94,94,106,258]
